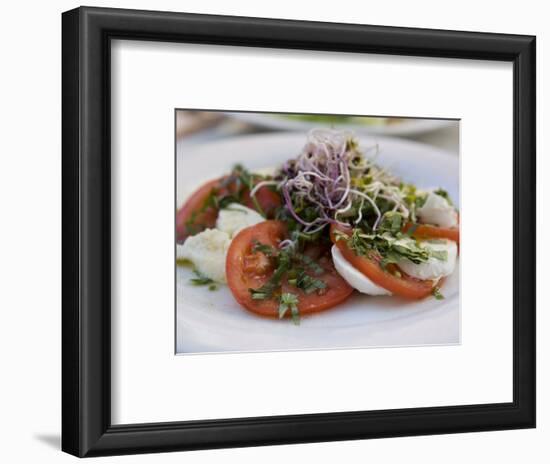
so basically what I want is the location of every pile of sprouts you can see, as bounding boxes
[251,129,415,241]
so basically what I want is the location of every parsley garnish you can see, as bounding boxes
[251,240,275,257]
[189,269,215,286]
[432,286,444,300]
[405,223,418,237]
[434,188,454,206]
[379,211,403,234]
[279,293,300,324]
[293,270,326,294]
[415,195,428,209]
[249,247,291,300]
[297,253,324,275]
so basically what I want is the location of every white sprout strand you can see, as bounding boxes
[342,188,382,230]
[332,161,351,209]
[303,222,329,235]
[354,198,365,225]
[249,180,280,198]
[334,199,353,220]
[278,239,295,250]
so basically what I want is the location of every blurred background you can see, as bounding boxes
[176,110,459,155]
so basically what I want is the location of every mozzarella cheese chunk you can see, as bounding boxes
[178,204,264,284]
[417,191,458,228]
[215,203,264,238]
[331,245,392,296]
[178,228,231,283]
[396,239,457,281]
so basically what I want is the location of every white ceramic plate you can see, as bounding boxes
[226,112,455,136]
[176,132,460,354]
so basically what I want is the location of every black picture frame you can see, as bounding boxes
[62,6,536,457]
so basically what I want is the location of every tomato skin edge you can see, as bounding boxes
[403,222,460,243]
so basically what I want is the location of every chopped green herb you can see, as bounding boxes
[278,293,300,324]
[189,269,215,286]
[432,286,444,300]
[405,223,419,237]
[290,304,300,325]
[251,240,275,257]
[214,195,242,210]
[296,253,324,275]
[415,194,428,209]
[176,257,192,267]
[434,188,454,206]
[344,228,432,268]
[248,250,290,300]
[379,211,404,234]
[295,271,326,294]
[224,205,247,213]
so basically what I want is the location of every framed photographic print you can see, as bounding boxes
[62,6,536,457]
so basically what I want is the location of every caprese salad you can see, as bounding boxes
[176,129,459,323]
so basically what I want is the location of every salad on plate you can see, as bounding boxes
[176,129,459,324]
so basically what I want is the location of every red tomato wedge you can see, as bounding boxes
[176,176,281,242]
[403,222,459,243]
[330,224,436,300]
[226,221,354,318]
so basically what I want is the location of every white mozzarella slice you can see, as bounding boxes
[396,239,457,280]
[216,203,264,238]
[179,228,231,283]
[331,245,392,296]
[417,191,458,228]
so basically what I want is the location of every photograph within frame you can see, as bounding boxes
[175,110,460,355]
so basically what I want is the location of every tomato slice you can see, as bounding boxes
[403,222,459,243]
[226,221,353,318]
[176,176,282,242]
[330,224,436,299]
